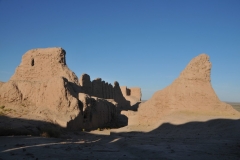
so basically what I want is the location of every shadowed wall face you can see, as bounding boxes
[92,78,103,98]
[69,93,118,130]
[108,84,113,99]
[102,81,106,99]
[105,82,109,99]
[79,74,92,95]
[79,75,117,100]
[120,86,128,97]
[79,78,132,109]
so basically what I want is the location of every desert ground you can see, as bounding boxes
[0,104,239,160]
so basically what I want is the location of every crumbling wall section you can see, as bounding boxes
[92,78,103,98]
[79,75,132,109]
[10,48,78,84]
[129,87,141,101]
[120,86,142,102]
[0,48,81,128]
[79,74,92,95]
[68,93,118,130]
[79,75,117,100]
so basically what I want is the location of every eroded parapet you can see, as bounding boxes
[78,74,133,109]
[129,87,141,101]
[79,74,92,95]
[92,78,103,98]
[105,82,109,99]
[102,81,106,99]
[109,84,114,99]
[113,81,130,109]
[80,75,116,99]
[120,86,142,102]
[120,86,128,97]
[114,81,122,102]
[10,48,78,84]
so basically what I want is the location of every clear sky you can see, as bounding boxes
[0,0,239,102]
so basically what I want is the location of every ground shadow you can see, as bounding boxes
[0,115,62,137]
[130,102,141,111]
[0,115,240,159]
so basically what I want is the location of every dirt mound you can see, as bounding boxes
[137,54,239,126]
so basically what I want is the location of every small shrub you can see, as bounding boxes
[82,128,85,132]
[3,108,13,112]
[40,126,61,138]
[40,132,49,137]
[0,106,5,109]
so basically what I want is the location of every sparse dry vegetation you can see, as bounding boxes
[40,126,61,138]
[0,105,5,109]
[0,107,16,114]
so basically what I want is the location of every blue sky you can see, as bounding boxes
[0,0,239,102]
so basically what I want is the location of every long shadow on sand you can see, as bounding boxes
[0,115,240,159]
[0,115,62,137]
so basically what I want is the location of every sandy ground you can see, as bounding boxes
[0,105,240,160]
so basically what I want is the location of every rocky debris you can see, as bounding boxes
[138,54,240,126]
